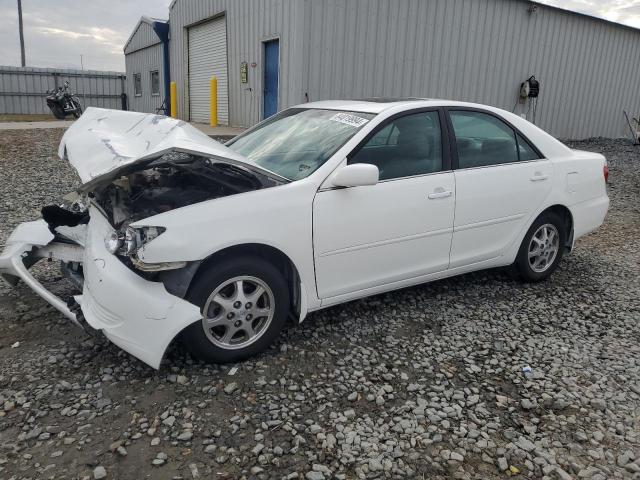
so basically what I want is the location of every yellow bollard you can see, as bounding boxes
[170,81,177,118]
[210,77,218,127]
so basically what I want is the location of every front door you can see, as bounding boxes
[263,39,279,119]
[447,109,553,268]
[313,110,455,299]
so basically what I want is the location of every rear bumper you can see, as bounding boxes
[570,195,610,241]
[0,209,202,369]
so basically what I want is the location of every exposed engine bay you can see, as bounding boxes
[93,153,271,229]
[40,152,280,275]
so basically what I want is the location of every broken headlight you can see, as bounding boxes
[104,226,166,256]
[124,226,166,255]
[105,231,122,254]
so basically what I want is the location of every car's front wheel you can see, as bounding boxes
[515,211,566,282]
[182,256,290,363]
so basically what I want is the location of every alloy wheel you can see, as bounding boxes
[528,223,560,273]
[201,276,275,350]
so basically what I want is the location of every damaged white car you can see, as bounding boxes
[0,100,609,369]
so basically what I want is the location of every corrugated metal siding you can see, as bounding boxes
[302,0,640,139]
[0,66,125,115]
[124,21,162,55]
[125,43,165,114]
[169,0,640,138]
[188,17,229,124]
[169,0,305,126]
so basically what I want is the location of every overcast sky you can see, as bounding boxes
[0,0,171,71]
[1,0,639,72]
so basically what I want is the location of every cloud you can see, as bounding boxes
[0,0,171,71]
[537,0,640,28]
[36,26,125,55]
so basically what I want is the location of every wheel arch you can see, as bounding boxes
[540,204,574,251]
[186,243,306,322]
[157,243,309,365]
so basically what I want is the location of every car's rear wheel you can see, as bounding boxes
[515,212,566,282]
[182,256,289,363]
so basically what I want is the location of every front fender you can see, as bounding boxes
[132,179,321,312]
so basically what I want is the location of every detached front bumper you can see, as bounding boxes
[0,208,202,369]
[0,220,81,327]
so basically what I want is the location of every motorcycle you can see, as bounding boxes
[46,81,83,119]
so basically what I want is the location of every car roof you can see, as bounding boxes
[292,98,574,159]
[294,98,500,114]
[296,99,430,114]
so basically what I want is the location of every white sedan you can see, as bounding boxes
[0,99,609,369]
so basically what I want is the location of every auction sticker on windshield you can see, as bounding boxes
[329,112,370,128]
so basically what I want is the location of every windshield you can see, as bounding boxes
[227,108,375,180]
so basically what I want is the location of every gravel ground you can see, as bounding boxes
[0,130,638,480]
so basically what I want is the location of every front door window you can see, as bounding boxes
[349,111,443,180]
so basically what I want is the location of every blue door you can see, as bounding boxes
[263,39,279,119]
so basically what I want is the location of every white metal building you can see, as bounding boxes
[123,17,169,114]
[126,0,640,139]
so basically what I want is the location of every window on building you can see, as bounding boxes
[349,111,443,181]
[150,70,160,96]
[133,73,142,96]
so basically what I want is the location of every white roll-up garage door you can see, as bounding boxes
[188,17,229,124]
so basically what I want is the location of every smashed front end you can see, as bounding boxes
[0,218,84,327]
[0,108,281,368]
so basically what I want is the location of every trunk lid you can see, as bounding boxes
[58,107,283,189]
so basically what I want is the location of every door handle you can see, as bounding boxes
[428,190,453,199]
[530,173,548,182]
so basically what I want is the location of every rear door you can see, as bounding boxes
[446,109,553,268]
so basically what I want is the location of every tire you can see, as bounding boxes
[72,100,83,118]
[50,104,66,120]
[515,211,566,282]
[182,255,290,363]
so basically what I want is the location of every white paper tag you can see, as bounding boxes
[329,113,369,128]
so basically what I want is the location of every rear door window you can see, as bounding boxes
[516,132,541,161]
[449,110,519,168]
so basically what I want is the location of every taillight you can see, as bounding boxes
[603,164,609,183]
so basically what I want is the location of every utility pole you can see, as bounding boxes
[17,0,26,67]
[80,54,84,70]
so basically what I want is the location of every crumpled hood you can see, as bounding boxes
[58,107,256,188]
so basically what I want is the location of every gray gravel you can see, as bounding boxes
[0,130,638,479]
